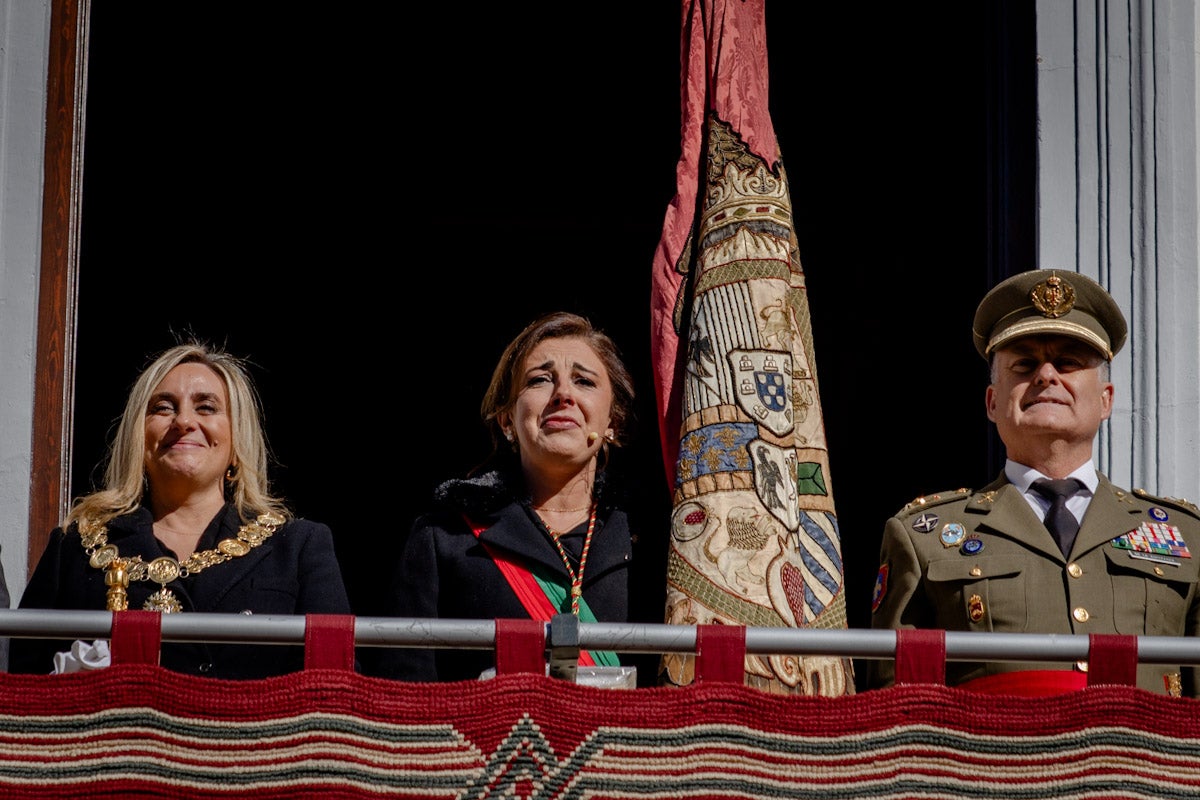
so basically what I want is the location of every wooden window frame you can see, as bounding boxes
[29,0,87,576]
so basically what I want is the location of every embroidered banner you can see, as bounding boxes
[650,0,851,693]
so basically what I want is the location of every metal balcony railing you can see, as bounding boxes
[1,608,1198,665]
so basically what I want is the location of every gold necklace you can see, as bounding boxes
[533,502,592,514]
[79,511,284,613]
[545,504,597,615]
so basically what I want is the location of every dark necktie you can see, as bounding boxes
[1030,478,1085,556]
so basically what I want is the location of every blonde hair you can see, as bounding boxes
[66,341,290,529]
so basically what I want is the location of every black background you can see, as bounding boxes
[72,4,1016,678]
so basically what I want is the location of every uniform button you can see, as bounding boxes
[969,567,982,577]
[1067,563,1083,578]
[198,663,213,674]
[1072,607,1090,623]
[1075,660,1089,673]
[240,609,254,615]
[1154,566,1164,576]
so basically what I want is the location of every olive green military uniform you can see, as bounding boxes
[869,474,1200,696]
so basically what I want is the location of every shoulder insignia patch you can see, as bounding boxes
[872,564,889,613]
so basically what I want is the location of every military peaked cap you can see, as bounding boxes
[972,269,1128,360]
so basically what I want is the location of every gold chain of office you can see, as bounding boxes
[78,511,284,613]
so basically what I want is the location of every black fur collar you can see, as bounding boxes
[432,466,617,517]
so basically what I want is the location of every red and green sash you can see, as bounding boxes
[467,516,618,667]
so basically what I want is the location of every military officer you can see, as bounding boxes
[869,269,1200,697]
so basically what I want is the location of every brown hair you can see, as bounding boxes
[479,311,635,462]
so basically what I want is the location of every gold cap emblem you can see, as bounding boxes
[1030,275,1076,318]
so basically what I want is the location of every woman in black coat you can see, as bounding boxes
[10,341,353,678]
[375,312,638,682]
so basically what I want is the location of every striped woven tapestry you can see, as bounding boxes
[0,666,1195,798]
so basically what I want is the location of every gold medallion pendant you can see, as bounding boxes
[143,587,183,614]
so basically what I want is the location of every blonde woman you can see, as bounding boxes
[11,341,352,678]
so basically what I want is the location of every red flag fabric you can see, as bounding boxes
[651,0,853,695]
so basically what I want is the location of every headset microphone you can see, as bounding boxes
[587,432,600,444]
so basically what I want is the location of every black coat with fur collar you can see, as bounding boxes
[372,467,633,682]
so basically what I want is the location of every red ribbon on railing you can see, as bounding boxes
[1087,633,1138,687]
[894,628,946,685]
[695,624,746,683]
[304,614,356,671]
[495,618,547,675]
[110,610,162,666]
